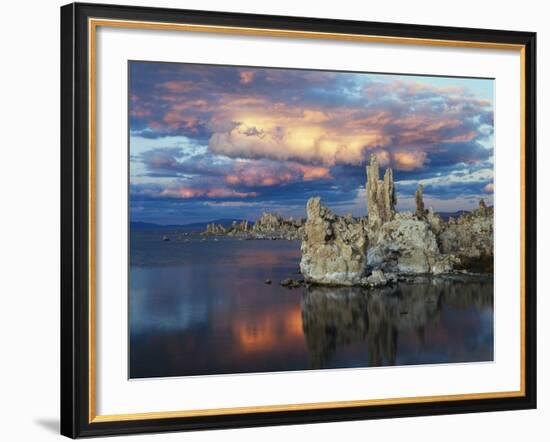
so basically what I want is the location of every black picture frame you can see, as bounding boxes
[61,2,537,438]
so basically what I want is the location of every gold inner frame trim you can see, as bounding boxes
[88,17,527,424]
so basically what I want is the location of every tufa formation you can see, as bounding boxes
[300,154,493,286]
[366,154,396,228]
[203,212,304,240]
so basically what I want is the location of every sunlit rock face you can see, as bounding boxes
[203,212,305,239]
[252,212,305,240]
[367,217,440,274]
[253,212,281,232]
[364,158,460,276]
[300,197,368,285]
[439,201,494,271]
[425,207,443,235]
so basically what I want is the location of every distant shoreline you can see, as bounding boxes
[130,210,474,231]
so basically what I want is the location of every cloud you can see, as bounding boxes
[130,107,151,118]
[202,83,491,169]
[392,150,429,171]
[134,144,336,209]
[140,147,183,170]
[130,63,493,173]
[129,62,495,222]
[160,187,258,199]
[137,141,333,184]
[398,167,493,188]
[224,161,331,187]
[158,80,199,93]
[239,70,256,84]
[208,108,390,166]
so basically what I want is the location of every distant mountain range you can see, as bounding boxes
[130,219,252,231]
[132,210,471,231]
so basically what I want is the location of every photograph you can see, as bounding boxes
[128,61,495,379]
[0,0,544,440]
[57,2,537,437]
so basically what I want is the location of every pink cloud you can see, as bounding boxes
[223,161,331,187]
[442,131,477,143]
[374,150,391,167]
[160,187,258,199]
[207,100,389,166]
[159,81,198,93]
[136,75,492,172]
[130,108,151,117]
[239,70,256,85]
[162,112,200,132]
[392,151,428,171]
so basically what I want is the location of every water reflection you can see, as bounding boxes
[129,231,493,378]
[301,279,493,370]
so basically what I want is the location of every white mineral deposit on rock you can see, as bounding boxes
[299,197,368,285]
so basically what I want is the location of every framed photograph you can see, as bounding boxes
[60,2,537,438]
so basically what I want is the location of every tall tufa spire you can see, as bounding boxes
[415,184,425,218]
[366,154,396,227]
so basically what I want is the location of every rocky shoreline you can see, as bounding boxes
[273,271,492,291]
[202,212,305,241]
[299,155,493,287]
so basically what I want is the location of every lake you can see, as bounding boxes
[129,229,494,378]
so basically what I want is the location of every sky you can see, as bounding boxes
[129,61,494,225]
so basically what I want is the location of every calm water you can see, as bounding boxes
[129,229,494,379]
